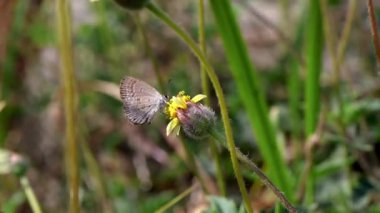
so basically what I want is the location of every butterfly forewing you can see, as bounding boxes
[120,76,166,124]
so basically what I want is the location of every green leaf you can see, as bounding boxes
[209,0,291,197]
[343,99,380,124]
[1,192,26,213]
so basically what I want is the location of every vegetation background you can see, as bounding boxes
[1,0,380,212]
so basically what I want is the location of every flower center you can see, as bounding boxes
[165,91,191,119]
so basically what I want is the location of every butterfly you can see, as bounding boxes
[120,76,167,124]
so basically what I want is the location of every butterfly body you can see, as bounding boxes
[120,76,167,124]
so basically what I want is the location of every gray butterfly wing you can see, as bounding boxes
[120,76,166,124]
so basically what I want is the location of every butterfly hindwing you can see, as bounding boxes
[120,76,166,124]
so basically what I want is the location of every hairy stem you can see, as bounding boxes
[210,130,296,213]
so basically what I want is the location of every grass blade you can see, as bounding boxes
[209,0,291,196]
[56,0,80,211]
[304,0,323,204]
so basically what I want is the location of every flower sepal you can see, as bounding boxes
[164,91,215,139]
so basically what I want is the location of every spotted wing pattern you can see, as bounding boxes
[120,76,166,124]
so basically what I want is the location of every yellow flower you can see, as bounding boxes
[165,91,207,136]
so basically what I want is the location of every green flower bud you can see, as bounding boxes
[177,102,216,139]
[112,0,150,10]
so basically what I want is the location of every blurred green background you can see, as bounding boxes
[1,0,380,212]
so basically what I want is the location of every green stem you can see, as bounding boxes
[198,0,226,196]
[155,183,198,213]
[20,176,42,213]
[337,0,357,66]
[304,0,323,203]
[198,0,210,103]
[321,0,358,202]
[320,0,345,129]
[56,0,80,212]
[305,0,323,136]
[146,3,252,212]
[287,10,306,143]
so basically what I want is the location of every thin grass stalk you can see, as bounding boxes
[337,0,357,66]
[320,0,345,127]
[155,183,198,213]
[287,11,306,150]
[56,0,80,212]
[209,0,291,197]
[319,2,358,202]
[134,13,166,94]
[20,176,42,213]
[198,0,210,103]
[146,3,252,212]
[305,0,323,137]
[198,0,226,196]
[321,0,359,201]
[304,0,323,204]
[367,0,380,69]
[288,60,301,147]
[296,106,327,202]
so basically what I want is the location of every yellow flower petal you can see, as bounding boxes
[166,118,180,136]
[172,96,187,109]
[174,125,181,135]
[191,94,207,103]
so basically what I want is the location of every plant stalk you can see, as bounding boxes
[198,0,226,196]
[146,3,252,212]
[20,176,42,213]
[56,0,80,211]
[304,0,323,203]
[155,183,198,213]
[367,0,380,69]
[337,0,357,66]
